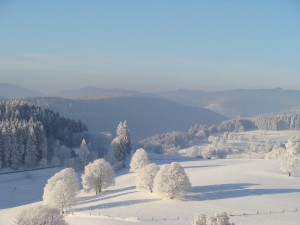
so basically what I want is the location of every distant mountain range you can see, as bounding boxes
[2,83,300,118]
[54,86,138,99]
[27,96,227,141]
[0,83,44,98]
[154,88,300,117]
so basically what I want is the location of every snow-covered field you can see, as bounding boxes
[1,130,300,225]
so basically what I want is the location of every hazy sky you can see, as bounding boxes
[0,0,299,94]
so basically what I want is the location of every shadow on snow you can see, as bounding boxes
[186,183,300,201]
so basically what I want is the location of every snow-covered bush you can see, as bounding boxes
[265,147,285,159]
[82,159,115,194]
[192,213,207,225]
[201,145,215,159]
[153,162,191,199]
[15,205,67,225]
[187,146,200,158]
[136,163,159,193]
[130,148,149,172]
[192,212,234,225]
[43,168,79,214]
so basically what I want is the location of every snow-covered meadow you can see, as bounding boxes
[1,130,300,225]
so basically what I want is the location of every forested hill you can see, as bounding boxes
[0,100,88,169]
[26,96,227,140]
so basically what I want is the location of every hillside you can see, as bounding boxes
[1,130,300,225]
[27,96,227,140]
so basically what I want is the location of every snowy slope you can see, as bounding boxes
[0,131,300,225]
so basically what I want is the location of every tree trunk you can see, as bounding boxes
[289,171,291,177]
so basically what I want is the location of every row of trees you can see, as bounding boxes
[0,119,47,169]
[130,148,191,199]
[0,100,88,169]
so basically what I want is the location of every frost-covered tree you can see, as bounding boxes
[79,139,90,167]
[82,159,115,195]
[136,163,159,193]
[15,205,67,225]
[192,214,207,225]
[24,126,38,168]
[43,168,79,214]
[280,151,298,177]
[153,162,191,199]
[192,212,234,225]
[187,146,200,158]
[130,148,149,172]
[10,127,21,169]
[117,121,132,155]
[110,136,126,167]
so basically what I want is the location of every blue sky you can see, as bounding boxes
[0,0,299,94]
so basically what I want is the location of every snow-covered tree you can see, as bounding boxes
[153,162,191,199]
[187,146,200,158]
[192,214,207,225]
[82,159,115,195]
[201,145,215,159]
[280,151,298,177]
[43,168,79,214]
[15,205,67,225]
[79,139,90,167]
[130,148,149,172]
[265,147,285,159]
[24,126,38,168]
[110,136,126,167]
[192,212,234,225]
[136,163,159,193]
[10,127,21,169]
[117,120,132,155]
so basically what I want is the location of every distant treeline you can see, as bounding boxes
[0,100,88,169]
[140,114,300,153]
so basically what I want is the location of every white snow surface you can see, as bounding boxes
[1,130,300,225]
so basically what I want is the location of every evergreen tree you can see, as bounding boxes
[24,126,38,168]
[10,127,21,169]
[110,137,126,167]
[79,139,90,166]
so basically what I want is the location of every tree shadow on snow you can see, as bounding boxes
[183,165,223,169]
[186,183,300,201]
[77,186,136,204]
[76,199,159,211]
